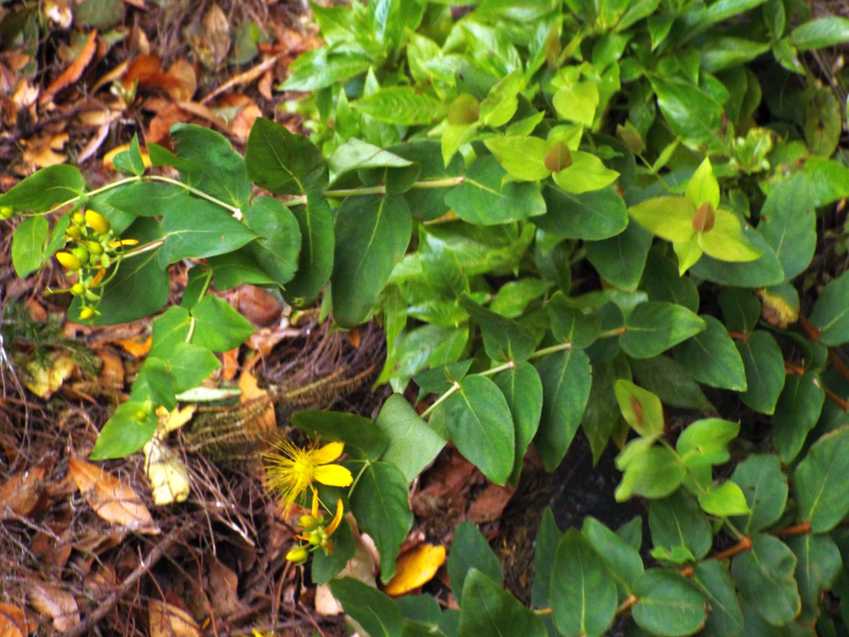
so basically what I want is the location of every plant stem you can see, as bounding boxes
[148,175,242,215]
[121,238,165,259]
[288,176,466,207]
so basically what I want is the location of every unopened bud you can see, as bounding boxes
[447,94,480,125]
[84,209,110,235]
[56,251,82,271]
[692,202,716,233]
[79,306,95,320]
[545,142,572,172]
[0,206,13,220]
[285,546,309,564]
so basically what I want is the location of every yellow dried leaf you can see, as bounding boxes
[27,582,79,632]
[143,438,191,506]
[25,354,75,398]
[155,404,196,436]
[102,143,152,171]
[238,365,276,433]
[114,335,153,358]
[68,457,159,534]
[384,544,446,597]
[148,600,200,637]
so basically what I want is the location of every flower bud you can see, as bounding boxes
[544,142,572,172]
[285,546,309,564]
[299,514,321,530]
[84,209,110,235]
[71,245,89,263]
[70,283,85,296]
[100,254,111,268]
[86,241,103,255]
[0,206,13,220]
[79,306,95,320]
[72,211,85,226]
[692,202,716,233]
[56,251,82,271]
[447,94,480,125]
[65,225,81,240]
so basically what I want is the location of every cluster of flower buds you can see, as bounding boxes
[54,210,138,320]
[0,206,13,220]
[285,491,345,564]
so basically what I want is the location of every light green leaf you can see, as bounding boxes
[484,135,550,182]
[11,216,49,277]
[281,48,371,92]
[790,16,849,51]
[697,209,761,263]
[90,400,157,460]
[629,196,695,243]
[690,226,785,287]
[354,86,444,125]
[190,295,254,353]
[480,71,525,127]
[375,394,445,484]
[328,138,412,180]
[686,158,719,208]
[676,418,739,468]
[614,379,664,438]
[616,446,686,501]
[553,81,599,126]
[552,151,619,194]
[698,481,751,517]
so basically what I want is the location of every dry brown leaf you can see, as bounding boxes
[185,3,230,69]
[238,364,276,433]
[0,603,28,637]
[144,438,190,506]
[147,102,185,143]
[201,54,280,104]
[0,466,45,520]
[148,599,200,637]
[175,101,229,131]
[32,526,73,570]
[25,299,46,322]
[83,565,118,599]
[208,559,243,615]
[258,69,273,100]
[91,60,128,93]
[27,582,80,633]
[114,335,152,358]
[220,348,240,382]
[97,349,125,389]
[68,457,159,534]
[165,59,196,101]
[40,30,97,105]
[215,93,261,143]
[236,285,282,327]
[467,483,515,523]
[22,131,70,168]
[384,544,446,596]
[124,54,164,88]
[25,354,75,398]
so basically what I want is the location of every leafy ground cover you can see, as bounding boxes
[3,0,849,636]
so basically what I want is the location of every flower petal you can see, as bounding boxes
[310,441,345,464]
[326,498,345,536]
[314,463,353,487]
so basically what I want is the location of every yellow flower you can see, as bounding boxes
[262,438,352,511]
[55,251,81,271]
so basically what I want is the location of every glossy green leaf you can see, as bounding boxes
[629,196,695,244]
[190,295,254,353]
[444,375,515,485]
[484,135,549,182]
[621,302,706,359]
[552,151,620,195]
[445,156,546,225]
[552,81,599,126]
[350,461,413,583]
[698,481,751,517]
[281,48,371,92]
[773,372,825,463]
[686,158,719,208]
[246,117,325,195]
[649,491,712,561]
[459,569,547,637]
[632,570,707,637]
[540,185,628,241]
[790,16,849,50]
[355,87,444,125]
[494,362,543,483]
[737,330,785,415]
[447,522,503,604]
[490,278,552,318]
[732,534,801,626]
[551,530,617,637]
[731,454,788,534]
[794,425,849,533]
[375,394,445,484]
[534,348,592,471]
[328,138,412,180]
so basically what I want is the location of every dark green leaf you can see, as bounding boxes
[676,315,747,391]
[692,560,744,637]
[246,117,326,195]
[810,270,849,346]
[459,569,547,637]
[0,164,85,212]
[447,522,503,605]
[718,288,761,334]
[292,410,388,461]
[311,518,355,585]
[737,330,785,415]
[350,461,413,583]
[209,250,277,290]
[375,394,445,484]
[632,570,707,637]
[190,295,254,353]
[580,360,622,464]
[621,302,706,359]
[461,296,536,363]
[581,516,644,594]
[538,185,628,241]
[731,454,788,534]
[532,508,561,608]
[788,534,843,622]
[244,196,301,285]
[773,372,825,463]
[494,362,543,483]
[794,425,849,533]
[287,192,335,301]
[732,534,800,626]
[758,174,815,280]
[690,227,785,288]
[641,248,700,312]
[649,491,712,562]
[631,356,713,411]
[650,77,723,144]
[330,577,403,637]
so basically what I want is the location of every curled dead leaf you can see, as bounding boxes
[97,349,125,389]
[27,582,80,633]
[0,603,29,637]
[115,335,152,358]
[22,131,70,169]
[143,437,190,506]
[185,3,230,69]
[25,354,75,399]
[238,359,275,434]
[0,466,45,520]
[40,31,98,105]
[208,559,243,616]
[148,599,200,637]
[68,457,159,534]
[384,544,447,597]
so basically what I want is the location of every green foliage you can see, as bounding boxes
[6,0,849,632]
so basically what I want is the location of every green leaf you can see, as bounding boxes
[484,135,549,182]
[581,516,645,594]
[552,151,619,195]
[546,293,601,348]
[553,81,599,126]
[461,296,536,363]
[718,288,761,334]
[586,222,654,291]
[581,361,622,464]
[447,522,503,605]
[0,164,85,212]
[328,138,412,180]
[794,425,849,533]
[804,85,842,157]
[690,227,785,287]
[649,491,712,561]
[332,194,412,327]
[75,0,124,28]
[532,509,561,608]
[676,315,747,391]
[444,375,515,485]
[787,534,843,622]
[479,71,524,127]
[614,379,664,438]
[445,156,546,225]
[459,569,547,637]
[375,394,445,484]
[246,117,326,196]
[773,372,825,463]
[701,36,770,72]
[629,196,695,243]
[90,400,157,459]
[291,410,388,461]
[534,348,593,472]
[632,570,707,637]
[616,446,686,501]
[287,192,335,301]
[650,77,723,144]
[681,0,766,34]
[131,357,176,409]
[757,174,816,280]
[737,330,785,415]
[168,343,219,393]
[676,418,739,468]
[190,296,254,353]
[698,481,751,517]
[490,278,552,318]
[790,16,849,50]
[732,534,800,626]
[281,48,371,92]
[330,578,403,637]
[539,185,628,241]
[686,158,720,208]
[731,454,788,534]
[113,134,146,176]
[311,519,355,585]
[354,87,444,125]
[494,362,543,483]
[692,560,744,637]
[169,124,251,208]
[551,529,617,637]
[621,302,706,359]
[631,356,713,412]
[233,211,299,288]
[350,461,413,583]
[159,196,257,265]
[390,141,463,221]
[150,306,192,357]
[11,216,49,277]
[810,270,849,346]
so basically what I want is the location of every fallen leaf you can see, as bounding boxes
[91,60,128,93]
[384,544,447,596]
[175,100,229,131]
[185,3,230,69]
[0,603,28,637]
[114,335,152,358]
[97,349,125,389]
[27,582,80,632]
[22,131,70,168]
[40,31,98,104]
[0,466,45,520]
[147,102,185,143]
[220,348,240,382]
[467,483,515,523]
[165,59,196,101]
[103,143,152,171]
[143,438,190,506]
[32,526,73,570]
[236,285,282,326]
[207,559,243,615]
[201,54,280,104]
[215,93,260,143]
[68,457,159,534]
[84,565,118,599]
[238,363,276,434]
[148,599,201,637]
[156,405,196,435]
[25,354,75,398]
